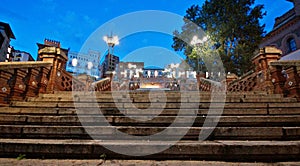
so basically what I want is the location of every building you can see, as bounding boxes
[117,62,144,79]
[66,50,101,79]
[260,0,300,57]
[11,49,34,62]
[143,66,164,78]
[37,39,69,69]
[0,22,16,62]
[100,53,119,78]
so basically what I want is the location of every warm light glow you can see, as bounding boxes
[191,35,208,45]
[103,35,119,46]
[103,36,108,42]
[72,58,78,67]
[87,62,93,70]
[141,83,162,89]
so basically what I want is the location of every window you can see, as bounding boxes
[0,33,4,48]
[287,38,297,53]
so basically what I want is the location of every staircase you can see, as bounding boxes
[0,91,299,162]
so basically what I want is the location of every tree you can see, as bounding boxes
[172,0,266,75]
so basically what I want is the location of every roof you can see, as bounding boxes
[280,49,300,61]
[0,22,16,39]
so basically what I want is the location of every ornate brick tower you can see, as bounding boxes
[37,39,69,92]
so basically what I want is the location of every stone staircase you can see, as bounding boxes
[0,91,299,162]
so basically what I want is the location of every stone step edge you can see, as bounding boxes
[0,139,299,161]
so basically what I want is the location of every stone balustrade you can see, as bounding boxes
[227,71,257,92]
[198,77,224,91]
[91,78,111,91]
[270,60,300,100]
[0,62,52,104]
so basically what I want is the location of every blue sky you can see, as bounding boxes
[1,0,294,67]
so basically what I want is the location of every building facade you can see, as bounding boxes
[66,50,101,79]
[100,53,119,78]
[0,22,15,62]
[116,62,144,79]
[260,0,300,57]
[11,49,34,62]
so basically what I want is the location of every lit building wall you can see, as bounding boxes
[66,50,101,78]
[12,50,34,62]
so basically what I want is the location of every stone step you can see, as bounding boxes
[3,159,300,166]
[11,101,270,108]
[0,115,299,127]
[0,125,299,140]
[2,107,300,116]
[41,91,280,99]
[27,96,297,103]
[9,102,300,113]
[0,139,299,161]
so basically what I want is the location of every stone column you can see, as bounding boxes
[0,70,14,104]
[38,44,68,93]
[9,69,27,101]
[196,72,205,90]
[285,66,300,99]
[252,46,282,92]
[24,68,40,97]
[38,67,51,94]
[270,65,286,95]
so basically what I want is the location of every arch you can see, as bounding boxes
[281,33,298,54]
[287,37,297,53]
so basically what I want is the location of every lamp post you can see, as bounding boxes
[103,34,119,55]
[72,58,78,76]
[103,34,119,78]
[191,36,208,74]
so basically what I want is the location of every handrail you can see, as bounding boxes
[0,61,52,70]
[91,78,111,91]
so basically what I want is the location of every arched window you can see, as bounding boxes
[287,38,297,53]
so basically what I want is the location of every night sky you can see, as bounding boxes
[0,0,294,67]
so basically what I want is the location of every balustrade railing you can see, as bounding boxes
[227,71,258,92]
[198,77,223,91]
[91,78,111,91]
[270,60,300,100]
[0,62,52,104]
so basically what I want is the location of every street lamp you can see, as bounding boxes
[103,34,119,55]
[87,62,93,70]
[191,35,208,74]
[72,58,78,76]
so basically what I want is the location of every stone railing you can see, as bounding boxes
[227,71,258,92]
[0,62,52,104]
[58,70,85,91]
[270,60,300,100]
[91,78,111,91]
[199,77,224,91]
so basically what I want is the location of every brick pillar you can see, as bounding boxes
[252,47,282,93]
[24,68,40,97]
[38,67,51,93]
[196,72,206,91]
[285,66,300,99]
[37,43,68,93]
[270,65,286,95]
[0,70,14,104]
[9,69,27,101]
